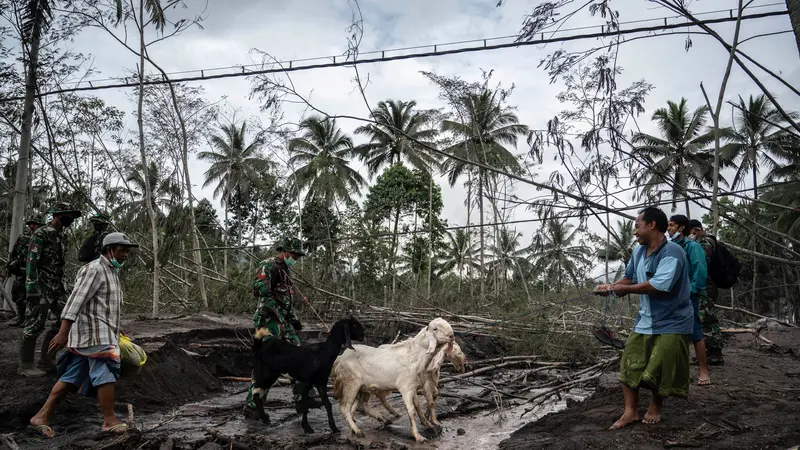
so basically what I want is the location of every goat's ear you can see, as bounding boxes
[426,327,437,354]
[339,326,354,355]
[426,344,447,372]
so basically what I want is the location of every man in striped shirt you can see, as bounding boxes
[28,233,138,438]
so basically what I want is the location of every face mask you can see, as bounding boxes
[59,216,75,228]
[109,250,124,268]
[285,256,297,267]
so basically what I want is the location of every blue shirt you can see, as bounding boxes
[624,238,693,335]
[672,236,707,296]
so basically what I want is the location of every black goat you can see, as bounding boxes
[251,316,366,433]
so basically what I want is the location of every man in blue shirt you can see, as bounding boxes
[668,214,712,386]
[594,207,693,430]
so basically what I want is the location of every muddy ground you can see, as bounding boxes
[0,313,576,450]
[1,314,797,449]
[499,327,800,450]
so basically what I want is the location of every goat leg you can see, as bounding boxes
[251,387,271,425]
[300,383,315,434]
[412,391,435,431]
[358,392,392,426]
[400,389,426,443]
[424,384,441,429]
[376,391,402,419]
[317,383,339,434]
[341,384,364,437]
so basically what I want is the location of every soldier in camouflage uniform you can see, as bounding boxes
[5,216,46,326]
[687,219,724,365]
[244,237,322,418]
[19,202,82,377]
[78,213,111,264]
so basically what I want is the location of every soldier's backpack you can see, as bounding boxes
[706,236,741,289]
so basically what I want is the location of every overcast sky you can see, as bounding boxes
[40,0,800,273]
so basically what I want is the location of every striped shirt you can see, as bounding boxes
[61,256,123,348]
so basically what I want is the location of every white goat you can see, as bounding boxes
[361,340,467,428]
[331,318,454,443]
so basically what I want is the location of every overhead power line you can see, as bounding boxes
[0,9,788,103]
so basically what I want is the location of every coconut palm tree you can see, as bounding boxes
[289,116,365,272]
[442,88,529,297]
[288,115,365,207]
[355,99,441,177]
[631,98,718,215]
[722,94,799,200]
[111,161,181,228]
[527,218,592,293]
[592,219,636,281]
[437,228,479,292]
[199,121,269,258]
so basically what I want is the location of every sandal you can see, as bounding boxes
[697,378,713,387]
[592,326,626,349]
[101,423,129,435]
[28,424,55,438]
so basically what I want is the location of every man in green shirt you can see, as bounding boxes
[668,215,712,386]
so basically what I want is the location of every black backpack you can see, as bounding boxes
[706,236,741,289]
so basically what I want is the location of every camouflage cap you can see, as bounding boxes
[47,202,82,218]
[89,213,111,224]
[25,215,46,226]
[273,237,306,256]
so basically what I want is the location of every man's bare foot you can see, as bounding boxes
[29,415,55,438]
[609,411,640,430]
[643,403,661,424]
[101,418,126,433]
[698,369,712,386]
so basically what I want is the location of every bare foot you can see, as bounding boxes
[29,415,55,438]
[643,403,661,424]
[101,419,126,433]
[698,369,712,386]
[609,411,641,430]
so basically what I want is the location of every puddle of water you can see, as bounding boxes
[434,388,592,450]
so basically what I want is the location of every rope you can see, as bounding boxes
[282,268,330,333]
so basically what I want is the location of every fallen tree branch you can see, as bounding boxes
[716,305,798,328]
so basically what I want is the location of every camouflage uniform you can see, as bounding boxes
[18,203,81,377]
[696,235,725,362]
[246,239,309,411]
[6,230,32,323]
[22,224,69,340]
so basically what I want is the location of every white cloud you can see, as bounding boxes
[43,0,800,262]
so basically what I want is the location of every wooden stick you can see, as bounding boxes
[440,360,562,384]
[218,376,251,382]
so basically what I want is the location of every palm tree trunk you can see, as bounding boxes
[684,197,690,217]
[751,164,758,313]
[478,169,485,301]
[390,207,400,304]
[250,207,258,273]
[137,0,161,317]
[427,169,433,303]
[223,205,229,276]
[7,1,44,257]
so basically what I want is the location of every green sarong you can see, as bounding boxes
[619,332,690,398]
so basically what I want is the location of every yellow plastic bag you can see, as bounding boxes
[119,335,147,375]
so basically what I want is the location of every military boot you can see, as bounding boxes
[38,330,58,373]
[8,301,26,327]
[19,337,45,377]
